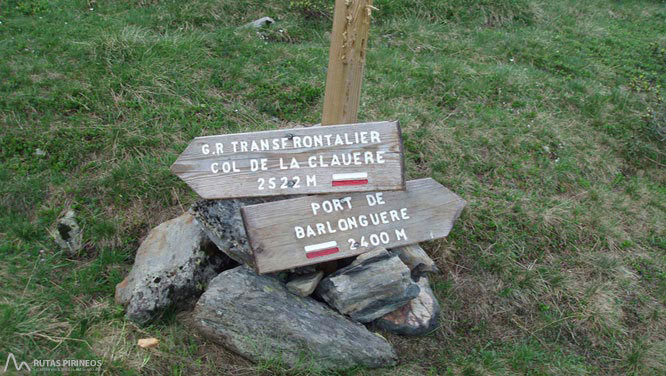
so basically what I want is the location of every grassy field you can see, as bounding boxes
[1,0,666,374]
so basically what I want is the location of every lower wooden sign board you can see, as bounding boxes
[241,178,467,274]
[170,121,404,199]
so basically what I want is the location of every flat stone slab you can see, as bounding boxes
[316,248,420,323]
[193,266,397,370]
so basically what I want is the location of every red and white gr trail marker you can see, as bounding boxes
[304,241,340,259]
[331,172,369,187]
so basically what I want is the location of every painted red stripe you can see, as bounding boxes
[305,247,339,259]
[332,179,369,187]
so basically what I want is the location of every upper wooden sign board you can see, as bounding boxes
[241,178,467,274]
[171,121,405,199]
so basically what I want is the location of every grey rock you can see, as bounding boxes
[115,213,232,325]
[390,244,440,277]
[190,198,291,268]
[376,277,440,336]
[316,248,420,323]
[242,16,275,29]
[286,271,324,297]
[190,199,265,267]
[53,210,83,254]
[193,266,397,370]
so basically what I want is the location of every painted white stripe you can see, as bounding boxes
[332,172,368,181]
[304,241,338,253]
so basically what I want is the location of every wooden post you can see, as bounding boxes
[319,0,374,273]
[321,0,374,126]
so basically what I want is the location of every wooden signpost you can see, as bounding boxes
[171,121,405,199]
[242,178,466,274]
[171,0,466,276]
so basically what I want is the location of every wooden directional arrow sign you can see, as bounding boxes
[241,178,467,274]
[171,121,405,199]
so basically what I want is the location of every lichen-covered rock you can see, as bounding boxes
[190,199,266,267]
[389,244,439,277]
[53,210,83,254]
[115,213,233,325]
[376,276,440,336]
[286,271,324,297]
[193,266,397,370]
[316,248,420,323]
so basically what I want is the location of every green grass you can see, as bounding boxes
[1,0,665,374]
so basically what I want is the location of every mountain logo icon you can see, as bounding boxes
[2,353,31,373]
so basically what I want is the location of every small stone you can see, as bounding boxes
[53,210,82,254]
[115,213,233,325]
[286,271,324,297]
[389,244,440,277]
[241,16,275,29]
[375,277,440,336]
[193,266,397,370]
[137,338,159,349]
[316,248,420,323]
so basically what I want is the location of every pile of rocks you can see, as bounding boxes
[115,199,450,370]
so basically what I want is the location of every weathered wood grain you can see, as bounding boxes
[171,121,404,199]
[242,178,466,274]
[321,0,374,126]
